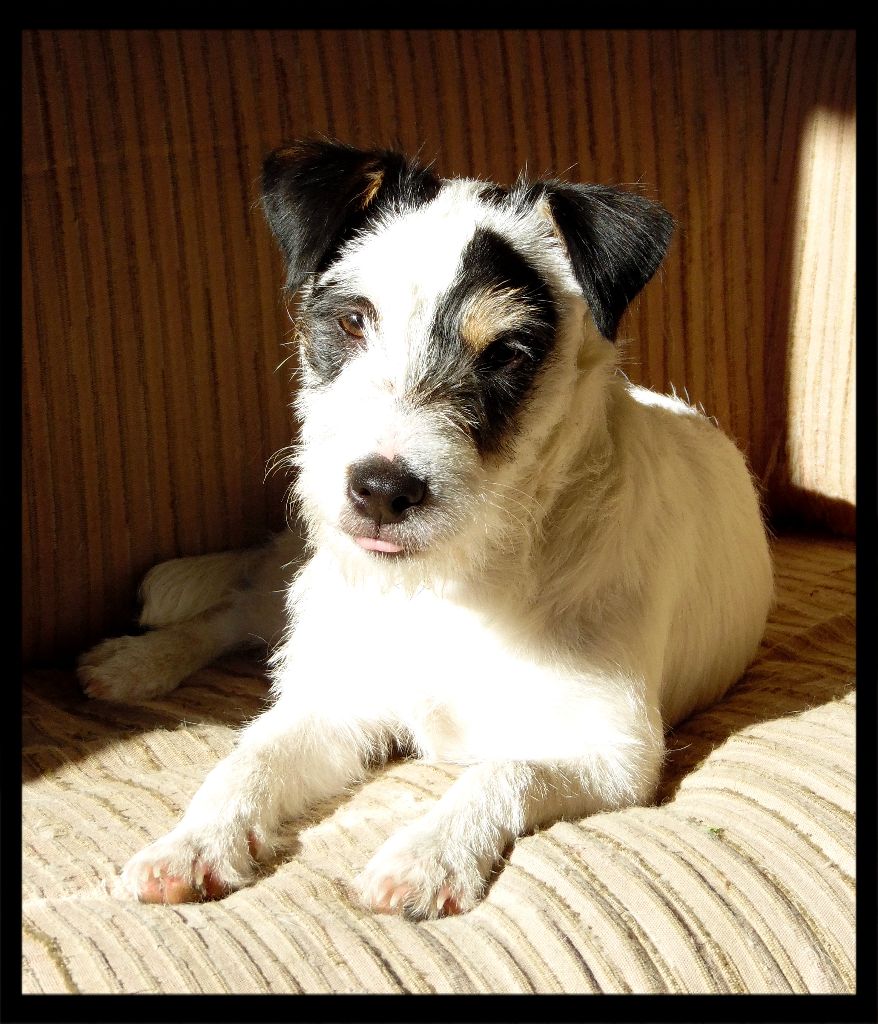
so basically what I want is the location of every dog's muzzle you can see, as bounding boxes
[345,455,428,554]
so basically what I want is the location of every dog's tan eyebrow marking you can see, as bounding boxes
[419,226,557,454]
[360,168,385,208]
[459,286,534,353]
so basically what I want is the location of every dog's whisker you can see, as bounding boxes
[275,351,298,374]
[483,481,547,520]
[479,492,534,540]
[481,488,541,533]
[264,446,297,484]
[481,481,545,523]
[282,481,300,531]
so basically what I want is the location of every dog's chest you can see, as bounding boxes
[292,570,507,760]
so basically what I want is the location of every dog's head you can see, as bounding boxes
[261,140,673,581]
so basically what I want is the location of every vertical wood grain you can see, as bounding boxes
[21,29,856,663]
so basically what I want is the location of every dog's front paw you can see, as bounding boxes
[77,633,188,703]
[356,822,489,920]
[117,826,264,904]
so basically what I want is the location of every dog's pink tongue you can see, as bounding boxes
[355,537,403,553]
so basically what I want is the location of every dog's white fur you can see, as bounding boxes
[79,165,773,919]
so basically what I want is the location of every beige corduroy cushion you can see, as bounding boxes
[22,534,855,994]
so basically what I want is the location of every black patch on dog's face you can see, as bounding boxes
[261,139,441,294]
[298,283,377,385]
[410,228,558,455]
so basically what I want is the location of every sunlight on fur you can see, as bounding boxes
[78,140,773,921]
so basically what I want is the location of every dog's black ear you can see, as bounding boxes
[261,139,442,293]
[541,181,674,341]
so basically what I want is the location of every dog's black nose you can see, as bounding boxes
[347,456,427,524]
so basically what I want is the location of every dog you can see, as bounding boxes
[78,139,773,920]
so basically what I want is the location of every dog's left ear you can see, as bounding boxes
[541,182,674,341]
[261,139,441,294]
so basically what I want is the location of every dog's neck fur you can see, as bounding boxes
[460,327,622,622]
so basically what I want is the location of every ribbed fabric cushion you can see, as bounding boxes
[22,29,855,664]
[21,534,855,994]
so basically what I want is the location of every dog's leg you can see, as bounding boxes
[78,600,264,703]
[77,534,298,702]
[356,740,663,921]
[117,698,391,903]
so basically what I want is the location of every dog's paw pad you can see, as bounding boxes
[247,829,274,863]
[121,854,233,905]
[361,878,420,915]
[357,866,475,920]
[135,863,197,904]
[118,831,256,904]
[77,634,185,703]
[434,885,463,916]
[356,829,485,920]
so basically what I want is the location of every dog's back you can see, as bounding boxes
[617,382,773,725]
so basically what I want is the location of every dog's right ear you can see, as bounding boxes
[261,139,441,294]
[540,181,675,342]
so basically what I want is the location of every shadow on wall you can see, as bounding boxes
[770,490,855,538]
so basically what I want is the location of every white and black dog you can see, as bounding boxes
[79,140,773,919]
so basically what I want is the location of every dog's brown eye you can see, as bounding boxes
[482,337,527,372]
[338,312,367,339]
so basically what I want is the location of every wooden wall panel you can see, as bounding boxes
[763,31,856,534]
[22,30,855,664]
